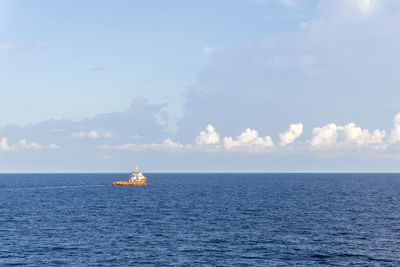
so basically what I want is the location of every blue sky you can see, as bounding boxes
[1,0,400,172]
[0,0,316,124]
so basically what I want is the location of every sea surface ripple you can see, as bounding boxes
[1,173,400,266]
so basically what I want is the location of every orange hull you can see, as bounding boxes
[112,178,147,185]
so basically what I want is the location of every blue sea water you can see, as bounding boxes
[1,173,400,266]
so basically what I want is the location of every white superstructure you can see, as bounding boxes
[128,166,146,182]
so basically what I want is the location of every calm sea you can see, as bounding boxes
[1,173,400,266]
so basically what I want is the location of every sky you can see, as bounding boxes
[1,0,400,172]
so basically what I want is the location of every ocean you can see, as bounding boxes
[1,173,400,266]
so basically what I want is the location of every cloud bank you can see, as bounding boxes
[223,129,274,150]
[390,113,400,144]
[0,137,58,152]
[310,122,386,149]
[98,113,400,154]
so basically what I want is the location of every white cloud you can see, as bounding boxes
[70,130,112,139]
[223,128,274,150]
[390,112,400,144]
[310,122,386,149]
[341,123,385,146]
[0,137,58,152]
[310,123,338,148]
[17,139,43,150]
[196,124,220,145]
[280,123,303,146]
[0,137,10,151]
[162,138,187,149]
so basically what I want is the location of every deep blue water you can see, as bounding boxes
[1,173,400,266]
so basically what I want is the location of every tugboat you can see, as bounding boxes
[112,166,147,185]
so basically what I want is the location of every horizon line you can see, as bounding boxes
[1,171,400,174]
